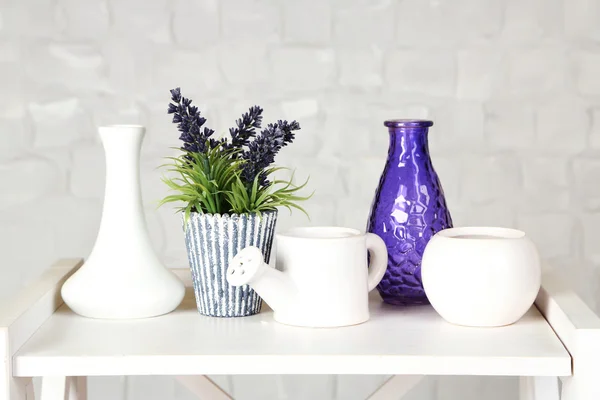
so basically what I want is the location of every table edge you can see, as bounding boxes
[6,260,599,380]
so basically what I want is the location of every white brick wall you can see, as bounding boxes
[1,0,599,399]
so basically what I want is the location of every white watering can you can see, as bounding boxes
[226,227,388,328]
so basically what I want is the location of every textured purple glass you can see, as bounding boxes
[367,119,453,305]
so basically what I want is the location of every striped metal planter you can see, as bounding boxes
[183,210,277,317]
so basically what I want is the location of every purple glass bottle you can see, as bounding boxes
[367,119,453,306]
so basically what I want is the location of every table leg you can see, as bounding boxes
[75,377,87,400]
[561,375,600,399]
[65,377,87,400]
[25,380,34,400]
[175,376,232,400]
[561,341,600,400]
[40,377,66,400]
[4,378,31,400]
[366,376,424,399]
[519,377,534,400]
[519,377,559,400]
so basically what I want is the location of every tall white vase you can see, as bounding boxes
[61,125,185,319]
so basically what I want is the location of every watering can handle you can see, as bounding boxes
[366,233,388,292]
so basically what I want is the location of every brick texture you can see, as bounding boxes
[1,1,599,399]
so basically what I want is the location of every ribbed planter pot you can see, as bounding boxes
[183,210,277,317]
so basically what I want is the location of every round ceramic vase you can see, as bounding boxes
[184,211,277,317]
[421,227,541,327]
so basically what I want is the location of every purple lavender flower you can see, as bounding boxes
[241,120,301,184]
[168,87,215,153]
[227,106,263,149]
[170,88,182,102]
[167,89,301,188]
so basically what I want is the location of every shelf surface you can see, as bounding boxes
[13,288,571,377]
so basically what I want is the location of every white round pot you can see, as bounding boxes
[421,227,541,327]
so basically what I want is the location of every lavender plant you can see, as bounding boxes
[160,88,311,217]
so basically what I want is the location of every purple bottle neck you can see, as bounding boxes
[384,119,433,129]
[384,119,432,158]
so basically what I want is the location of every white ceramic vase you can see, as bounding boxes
[421,227,541,327]
[61,125,185,319]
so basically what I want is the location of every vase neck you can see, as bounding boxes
[387,127,431,162]
[95,125,147,250]
[99,126,145,207]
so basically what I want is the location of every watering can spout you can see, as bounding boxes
[226,246,296,313]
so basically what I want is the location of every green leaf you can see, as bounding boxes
[159,145,313,217]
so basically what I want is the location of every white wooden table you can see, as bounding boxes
[1,259,599,400]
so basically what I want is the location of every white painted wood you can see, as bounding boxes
[402,377,436,400]
[536,272,600,400]
[206,376,231,397]
[65,377,86,400]
[2,371,27,400]
[14,270,570,377]
[519,377,559,400]
[25,380,34,400]
[330,375,338,400]
[367,375,423,400]
[40,376,66,400]
[535,272,600,354]
[273,376,285,400]
[0,259,84,351]
[335,376,389,400]
[225,376,234,399]
[3,378,32,400]
[534,377,559,400]
[75,377,86,400]
[65,377,76,400]
[561,345,600,399]
[519,376,534,400]
[0,259,83,400]
[174,376,231,400]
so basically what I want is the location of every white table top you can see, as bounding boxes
[14,288,571,377]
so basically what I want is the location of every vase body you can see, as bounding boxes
[61,125,185,319]
[184,210,277,317]
[422,227,541,327]
[367,119,453,306]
